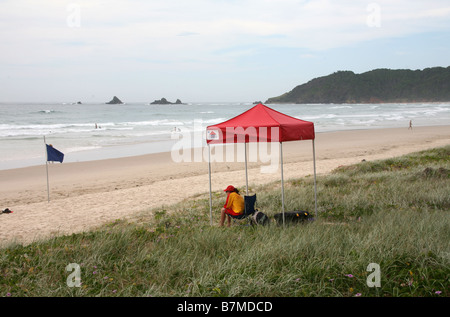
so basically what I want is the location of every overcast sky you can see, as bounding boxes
[1,0,449,103]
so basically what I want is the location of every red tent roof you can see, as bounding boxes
[206,103,315,144]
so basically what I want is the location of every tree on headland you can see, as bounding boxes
[265,67,450,104]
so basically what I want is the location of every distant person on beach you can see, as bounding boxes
[219,185,244,227]
[409,120,413,130]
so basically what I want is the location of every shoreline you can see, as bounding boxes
[2,123,449,172]
[1,125,449,246]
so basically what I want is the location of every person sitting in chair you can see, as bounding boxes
[219,185,245,227]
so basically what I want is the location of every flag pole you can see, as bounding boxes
[44,136,50,202]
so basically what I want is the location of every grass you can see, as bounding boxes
[1,146,449,297]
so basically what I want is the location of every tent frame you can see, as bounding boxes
[207,138,317,227]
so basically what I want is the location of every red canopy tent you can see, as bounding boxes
[206,103,317,226]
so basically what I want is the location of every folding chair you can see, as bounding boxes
[229,194,257,225]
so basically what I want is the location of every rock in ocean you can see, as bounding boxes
[150,98,184,105]
[106,96,124,104]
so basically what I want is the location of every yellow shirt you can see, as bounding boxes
[224,192,245,215]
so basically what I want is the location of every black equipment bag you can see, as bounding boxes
[250,210,270,226]
[274,211,312,225]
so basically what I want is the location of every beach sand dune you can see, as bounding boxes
[1,126,449,246]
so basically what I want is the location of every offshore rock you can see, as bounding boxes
[106,96,124,104]
[150,98,184,105]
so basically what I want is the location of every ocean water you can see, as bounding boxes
[1,101,449,170]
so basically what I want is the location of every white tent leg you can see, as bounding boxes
[245,142,249,195]
[280,142,285,227]
[208,144,213,226]
[313,139,317,219]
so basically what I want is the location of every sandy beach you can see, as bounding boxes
[1,125,449,246]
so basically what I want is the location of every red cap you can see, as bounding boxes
[224,185,235,192]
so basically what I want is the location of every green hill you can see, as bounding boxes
[266,67,450,104]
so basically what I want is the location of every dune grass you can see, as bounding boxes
[1,146,449,297]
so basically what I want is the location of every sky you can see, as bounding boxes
[0,0,449,103]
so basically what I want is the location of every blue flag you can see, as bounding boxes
[46,144,64,163]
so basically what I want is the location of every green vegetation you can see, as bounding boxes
[1,146,449,297]
[266,67,450,104]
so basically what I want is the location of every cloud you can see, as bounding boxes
[1,0,449,64]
